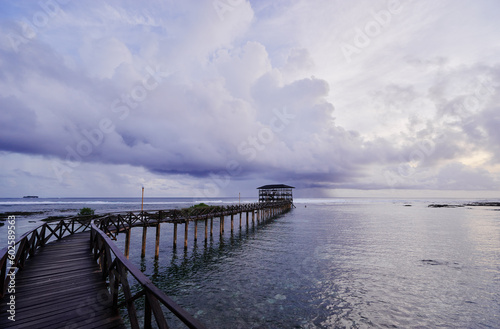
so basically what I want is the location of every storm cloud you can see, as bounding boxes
[1,0,500,197]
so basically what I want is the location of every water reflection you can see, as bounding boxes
[120,201,500,328]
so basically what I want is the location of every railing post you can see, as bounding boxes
[40,225,46,247]
[0,254,7,298]
[144,293,152,328]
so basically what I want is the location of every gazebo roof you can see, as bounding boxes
[257,184,295,189]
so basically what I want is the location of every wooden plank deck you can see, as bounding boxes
[0,232,125,329]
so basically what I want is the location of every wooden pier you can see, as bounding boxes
[0,232,124,328]
[0,200,293,328]
[97,201,294,259]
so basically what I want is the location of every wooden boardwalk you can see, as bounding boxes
[0,201,293,328]
[0,232,125,329]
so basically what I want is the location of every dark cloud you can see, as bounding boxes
[1,1,500,197]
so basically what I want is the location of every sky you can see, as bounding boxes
[1,0,500,198]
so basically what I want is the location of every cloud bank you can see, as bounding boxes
[1,0,500,197]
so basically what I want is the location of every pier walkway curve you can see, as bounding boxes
[0,200,293,328]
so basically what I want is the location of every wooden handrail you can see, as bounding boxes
[96,201,293,236]
[0,217,91,298]
[90,222,207,329]
[1,200,293,326]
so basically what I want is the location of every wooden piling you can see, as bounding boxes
[231,214,234,232]
[205,218,208,241]
[194,219,198,241]
[125,229,131,259]
[210,217,213,236]
[173,222,177,248]
[155,223,161,259]
[141,226,147,258]
[184,221,189,249]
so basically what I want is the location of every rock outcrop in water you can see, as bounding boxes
[428,202,500,208]
[428,204,464,208]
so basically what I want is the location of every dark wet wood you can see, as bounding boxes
[0,232,125,329]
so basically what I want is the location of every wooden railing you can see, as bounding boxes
[1,200,293,327]
[96,201,293,238]
[90,222,207,329]
[0,216,92,298]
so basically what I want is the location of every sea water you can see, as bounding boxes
[1,198,499,328]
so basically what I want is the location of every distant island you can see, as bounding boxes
[23,195,39,198]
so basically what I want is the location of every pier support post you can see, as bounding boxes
[173,222,178,248]
[194,219,198,242]
[252,211,255,225]
[141,226,147,258]
[155,223,161,259]
[246,212,249,227]
[125,229,131,259]
[184,221,189,249]
[210,217,213,236]
[205,218,208,241]
[231,214,234,232]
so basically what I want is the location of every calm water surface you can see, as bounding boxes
[119,199,500,328]
[1,198,499,328]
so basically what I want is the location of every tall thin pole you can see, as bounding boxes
[141,186,144,212]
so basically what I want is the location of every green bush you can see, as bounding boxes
[190,203,209,208]
[78,207,95,217]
